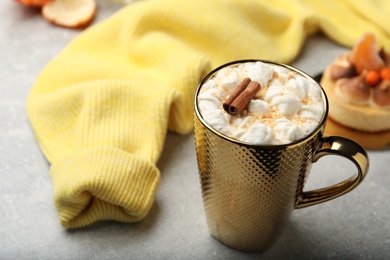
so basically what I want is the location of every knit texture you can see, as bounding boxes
[27,0,390,228]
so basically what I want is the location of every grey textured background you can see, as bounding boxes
[1,1,389,259]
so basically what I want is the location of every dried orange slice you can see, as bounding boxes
[42,0,97,28]
[16,0,52,7]
[352,33,385,73]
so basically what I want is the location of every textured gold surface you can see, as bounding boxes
[194,114,322,252]
[193,60,369,253]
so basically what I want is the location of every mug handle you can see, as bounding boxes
[295,136,369,209]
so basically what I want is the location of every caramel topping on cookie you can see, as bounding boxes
[330,64,357,80]
[335,75,370,105]
[379,48,390,67]
[373,80,390,107]
[329,54,357,80]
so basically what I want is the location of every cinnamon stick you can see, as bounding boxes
[229,81,261,115]
[223,77,251,113]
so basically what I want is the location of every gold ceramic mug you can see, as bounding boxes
[193,60,369,253]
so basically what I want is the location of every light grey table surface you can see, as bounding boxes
[1,1,389,259]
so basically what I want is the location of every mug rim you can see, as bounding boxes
[194,59,329,148]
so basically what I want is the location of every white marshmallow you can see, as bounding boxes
[197,61,325,145]
[241,124,273,145]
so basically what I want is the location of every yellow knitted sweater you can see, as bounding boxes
[27,0,390,228]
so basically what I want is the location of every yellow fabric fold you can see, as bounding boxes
[50,147,160,227]
[27,0,390,228]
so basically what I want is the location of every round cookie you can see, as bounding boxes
[321,64,390,132]
[320,33,390,133]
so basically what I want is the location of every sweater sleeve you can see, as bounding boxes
[27,0,389,228]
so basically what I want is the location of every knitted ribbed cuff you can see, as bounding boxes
[49,146,160,228]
